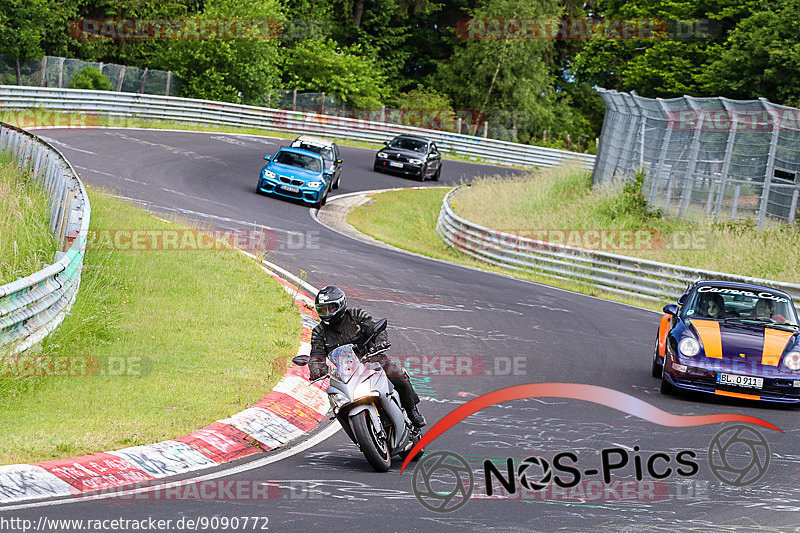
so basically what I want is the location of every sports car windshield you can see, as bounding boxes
[685,286,798,326]
[388,138,427,153]
[273,151,321,173]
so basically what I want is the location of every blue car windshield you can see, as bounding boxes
[273,151,321,173]
[685,286,798,325]
[389,138,427,153]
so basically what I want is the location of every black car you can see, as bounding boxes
[373,135,442,181]
[290,135,343,189]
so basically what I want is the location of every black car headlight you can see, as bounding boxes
[377,152,388,159]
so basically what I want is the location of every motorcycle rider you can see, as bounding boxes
[309,285,426,429]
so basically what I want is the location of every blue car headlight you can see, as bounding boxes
[679,337,700,357]
[263,169,277,180]
[306,181,324,189]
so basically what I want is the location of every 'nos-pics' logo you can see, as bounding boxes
[407,384,778,512]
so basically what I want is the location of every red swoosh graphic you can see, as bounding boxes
[400,383,781,472]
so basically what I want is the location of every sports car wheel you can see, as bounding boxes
[660,377,674,395]
[651,334,662,378]
[333,175,340,189]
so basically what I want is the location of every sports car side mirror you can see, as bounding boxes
[663,304,679,316]
[263,155,271,161]
[292,355,310,366]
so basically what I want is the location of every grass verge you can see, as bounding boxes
[348,165,800,311]
[0,188,300,464]
[4,108,529,168]
[347,186,658,311]
[0,154,58,285]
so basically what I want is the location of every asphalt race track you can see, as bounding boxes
[4,128,799,532]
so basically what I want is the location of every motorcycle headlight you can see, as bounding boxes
[306,181,323,188]
[377,152,388,159]
[784,350,800,370]
[679,337,700,357]
[408,158,423,165]
[354,380,372,399]
[330,393,348,407]
[263,169,277,180]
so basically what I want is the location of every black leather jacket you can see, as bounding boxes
[309,308,388,379]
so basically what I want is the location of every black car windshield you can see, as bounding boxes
[293,141,334,161]
[388,137,427,153]
[685,286,798,326]
[273,151,321,173]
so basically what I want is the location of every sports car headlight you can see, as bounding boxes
[784,350,800,371]
[306,181,324,188]
[377,152,388,159]
[263,169,277,180]
[408,158,423,165]
[679,338,700,357]
[354,380,372,399]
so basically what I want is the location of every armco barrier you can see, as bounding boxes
[0,123,90,355]
[0,86,595,170]
[436,187,800,306]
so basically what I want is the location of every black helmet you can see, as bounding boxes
[315,286,347,325]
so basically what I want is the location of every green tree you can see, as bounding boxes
[283,38,388,108]
[433,0,563,139]
[0,0,59,83]
[700,0,800,105]
[68,66,112,90]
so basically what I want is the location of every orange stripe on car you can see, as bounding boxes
[715,390,761,401]
[692,320,722,359]
[762,328,793,366]
[658,314,671,358]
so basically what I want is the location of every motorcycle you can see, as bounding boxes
[293,318,424,472]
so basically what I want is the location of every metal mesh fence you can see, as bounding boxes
[592,89,800,227]
[0,55,179,96]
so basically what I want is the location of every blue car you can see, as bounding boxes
[256,147,332,208]
[653,281,800,404]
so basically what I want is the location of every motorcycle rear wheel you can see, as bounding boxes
[351,410,391,472]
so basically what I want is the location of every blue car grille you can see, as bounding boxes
[279,175,304,186]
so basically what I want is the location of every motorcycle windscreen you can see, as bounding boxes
[329,344,360,383]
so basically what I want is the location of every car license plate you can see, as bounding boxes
[281,185,299,193]
[717,373,763,389]
[389,161,404,168]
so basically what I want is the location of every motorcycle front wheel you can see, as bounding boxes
[351,410,391,472]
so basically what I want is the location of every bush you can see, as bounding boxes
[68,67,113,91]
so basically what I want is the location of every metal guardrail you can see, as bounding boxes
[0,123,91,355]
[436,187,800,306]
[0,86,595,170]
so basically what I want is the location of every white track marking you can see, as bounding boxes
[0,423,340,511]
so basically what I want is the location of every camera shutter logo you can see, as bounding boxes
[517,456,552,491]
[708,425,770,486]
[412,451,474,512]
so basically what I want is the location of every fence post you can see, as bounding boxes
[140,67,148,94]
[649,99,674,204]
[457,117,462,134]
[292,89,297,111]
[321,92,325,114]
[165,71,172,96]
[40,57,48,86]
[757,98,781,228]
[790,189,799,223]
[713,99,738,221]
[116,66,125,91]
[57,57,65,88]
[678,96,703,218]
[483,121,488,138]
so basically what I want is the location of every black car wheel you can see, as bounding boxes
[373,162,382,173]
[333,174,340,189]
[432,165,441,181]
[418,164,427,181]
